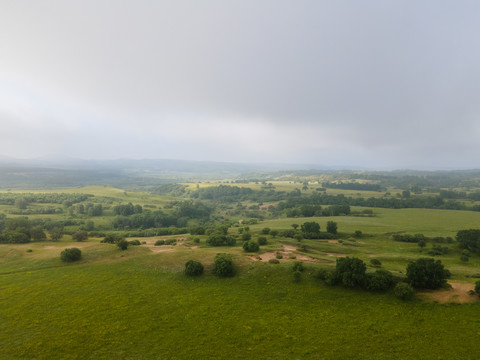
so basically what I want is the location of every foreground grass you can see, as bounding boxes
[1,251,480,359]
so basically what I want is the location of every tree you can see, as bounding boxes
[418,239,426,249]
[72,231,88,242]
[30,226,46,242]
[49,227,64,242]
[326,221,337,235]
[291,224,299,230]
[185,260,204,276]
[366,269,395,291]
[243,240,259,252]
[301,221,320,237]
[335,257,367,288]
[456,229,480,254]
[15,197,28,210]
[61,248,82,262]
[475,281,480,295]
[101,233,124,244]
[213,253,234,277]
[406,258,450,289]
[269,230,279,238]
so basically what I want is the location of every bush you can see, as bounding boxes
[326,221,337,235]
[185,260,204,276]
[154,239,165,246]
[101,233,124,244]
[460,250,470,262]
[406,258,450,289]
[268,259,280,264]
[261,227,271,235]
[475,281,480,295]
[72,231,88,242]
[165,238,177,245]
[394,283,415,300]
[354,230,363,238]
[193,237,200,244]
[26,249,33,253]
[293,271,302,283]
[243,240,259,252]
[315,269,330,280]
[241,232,252,241]
[213,253,234,277]
[292,261,304,272]
[129,239,141,246]
[276,253,283,259]
[370,258,382,267]
[257,236,267,245]
[117,239,129,250]
[366,269,395,291]
[61,248,82,262]
[206,234,236,246]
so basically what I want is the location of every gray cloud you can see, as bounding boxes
[0,1,479,168]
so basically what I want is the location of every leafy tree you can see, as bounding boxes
[72,231,88,242]
[292,261,304,272]
[475,281,480,295]
[291,224,299,230]
[185,260,204,276]
[213,253,234,277]
[456,229,480,254]
[335,257,367,288]
[243,240,259,252]
[241,232,252,241]
[101,233,124,244]
[15,197,28,210]
[418,239,426,249]
[460,250,470,262]
[257,236,267,245]
[370,258,382,267]
[49,227,64,242]
[261,228,271,235]
[269,230,279,238]
[406,258,449,289]
[30,226,46,241]
[61,248,82,262]
[326,221,337,235]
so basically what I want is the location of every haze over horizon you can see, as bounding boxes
[1,1,480,170]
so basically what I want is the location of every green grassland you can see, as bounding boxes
[2,183,480,359]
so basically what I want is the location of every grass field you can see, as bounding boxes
[1,244,480,359]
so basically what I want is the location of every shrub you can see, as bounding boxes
[270,230,279,238]
[257,236,267,245]
[292,261,304,272]
[326,221,337,235]
[101,233,124,244]
[394,283,415,300]
[261,227,271,235]
[268,259,280,264]
[366,269,395,291]
[370,258,382,267]
[61,248,82,262]
[193,237,200,244]
[475,281,480,295]
[460,250,470,262]
[243,240,259,252]
[293,271,302,283]
[165,238,177,245]
[72,231,88,242]
[26,249,33,253]
[354,230,363,238]
[117,239,129,250]
[129,239,141,246]
[315,269,330,280]
[206,234,236,246]
[185,260,204,276]
[276,253,283,259]
[241,232,252,241]
[214,253,234,277]
[406,258,449,289]
[154,239,165,246]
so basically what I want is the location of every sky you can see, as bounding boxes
[1,1,480,169]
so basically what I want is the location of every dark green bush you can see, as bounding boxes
[117,239,129,250]
[292,261,304,272]
[394,282,415,300]
[475,280,480,295]
[165,238,177,245]
[241,232,252,241]
[154,239,165,246]
[261,227,270,235]
[128,239,141,245]
[276,253,283,259]
[268,259,280,264]
[370,258,382,267]
[213,253,234,277]
[61,248,82,262]
[101,233,124,244]
[185,260,204,276]
[315,269,330,280]
[366,269,395,291]
[243,240,259,252]
[335,257,367,288]
[257,236,267,245]
[26,249,33,253]
[406,258,449,289]
[72,230,88,242]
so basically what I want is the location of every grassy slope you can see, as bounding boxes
[1,249,480,360]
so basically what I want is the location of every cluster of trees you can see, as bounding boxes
[456,229,480,254]
[113,203,143,216]
[0,216,55,243]
[284,204,351,218]
[0,193,92,207]
[322,182,382,191]
[300,221,337,239]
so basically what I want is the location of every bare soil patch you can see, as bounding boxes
[42,243,93,250]
[419,282,479,304]
[325,252,347,257]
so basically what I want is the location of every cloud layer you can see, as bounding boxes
[1,1,479,169]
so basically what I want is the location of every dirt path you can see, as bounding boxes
[419,282,479,304]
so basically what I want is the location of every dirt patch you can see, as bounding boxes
[147,246,176,253]
[419,282,479,304]
[325,252,347,257]
[42,243,94,250]
[328,240,339,244]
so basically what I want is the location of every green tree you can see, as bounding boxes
[30,226,46,242]
[406,258,449,289]
[117,239,129,250]
[301,221,320,237]
[335,257,367,288]
[394,283,415,300]
[72,231,88,242]
[49,227,64,242]
[242,240,259,252]
[326,221,337,235]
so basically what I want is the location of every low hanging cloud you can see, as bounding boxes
[0,0,479,169]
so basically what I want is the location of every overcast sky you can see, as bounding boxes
[1,1,479,169]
